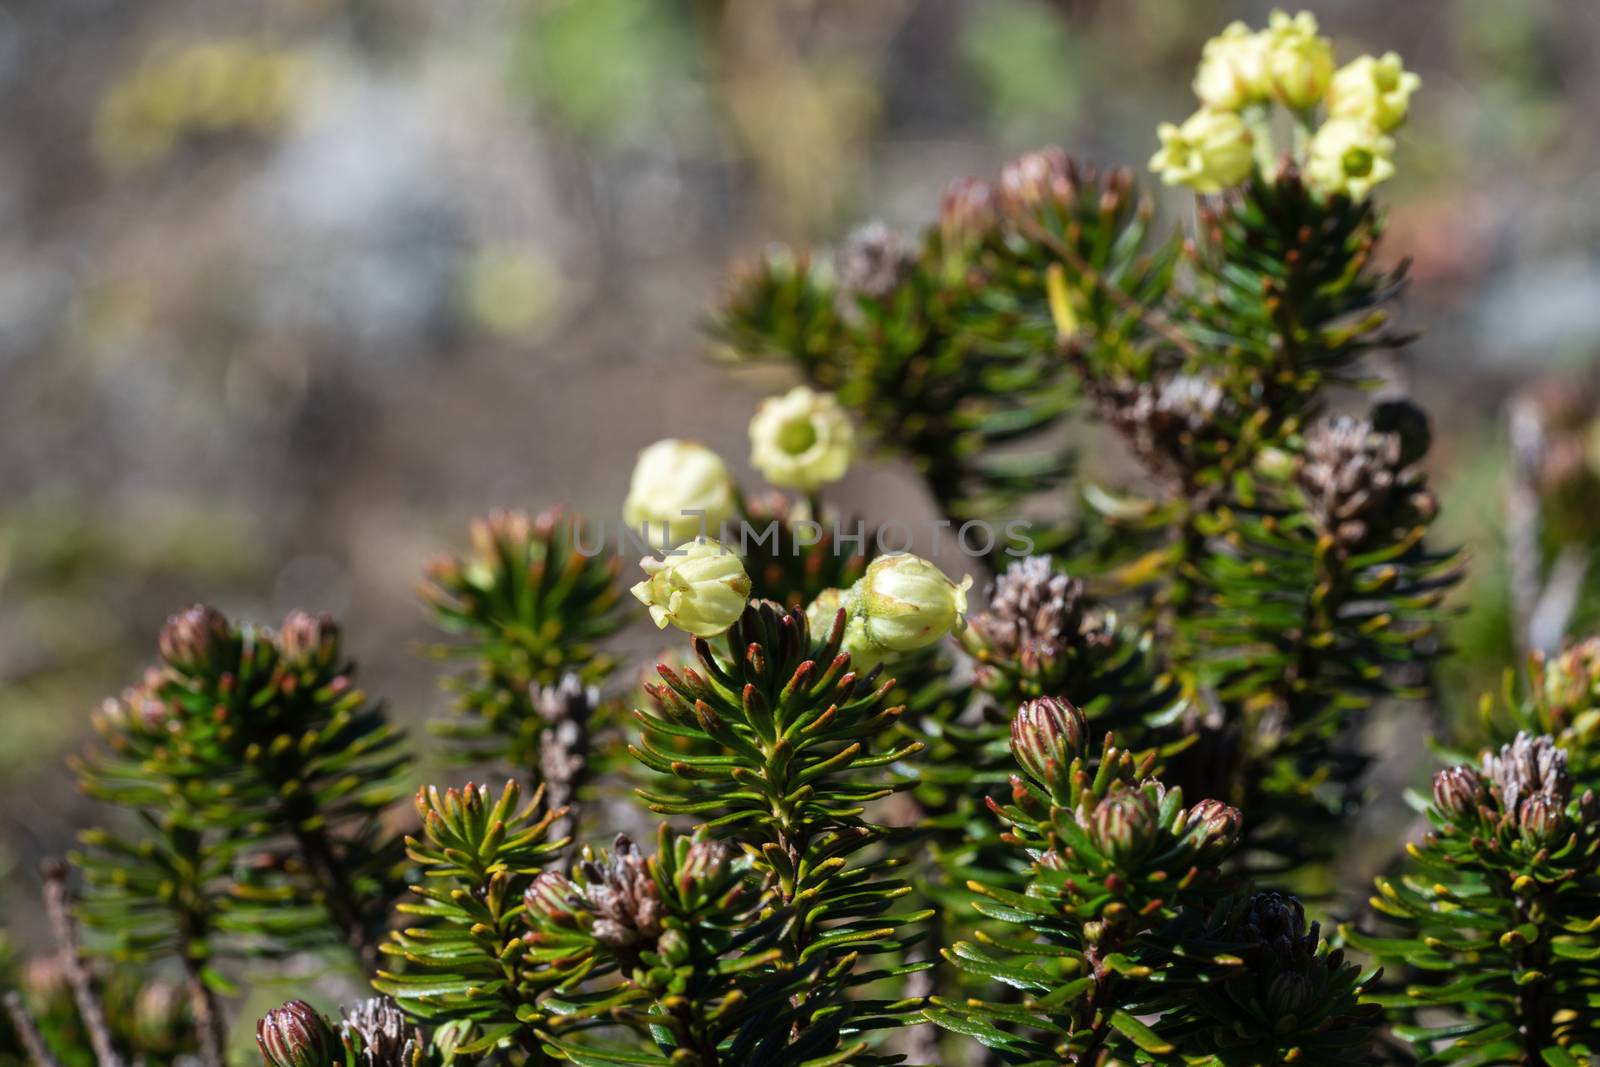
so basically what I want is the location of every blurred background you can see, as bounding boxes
[4,0,1600,974]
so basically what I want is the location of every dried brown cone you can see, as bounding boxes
[1297,412,1436,550]
[835,221,909,303]
[971,556,1104,664]
[341,997,420,1067]
[1098,373,1234,495]
[1481,731,1572,815]
[580,835,662,949]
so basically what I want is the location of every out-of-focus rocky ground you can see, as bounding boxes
[3,0,1600,971]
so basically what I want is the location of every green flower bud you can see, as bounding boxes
[1192,21,1269,111]
[997,147,1072,217]
[676,835,735,904]
[749,386,855,491]
[1328,52,1419,132]
[1431,765,1484,820]
[524,871,583,928]
[939,176,998,253]
[631,540,752,638]
[839,615,894,675]
[853,553,972,653]
[1263,10,1334,110]
[1090,789,1161,865]
[256,1000,340,1067]
[1305,118,1395,202]
[623,439,737,548]
[1266,971,1316,1021]
[1149,109,1255,195]
[158,604,238,678]
[278,610,341,671]
[804,587,851,641]
[1534,637,1600,723]
[1518,794,1569,850]
[1009,697,1087,793]
[1181,798,1244,860]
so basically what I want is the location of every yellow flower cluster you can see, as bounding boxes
[1151,11,1419,201]
[93,39,303,173]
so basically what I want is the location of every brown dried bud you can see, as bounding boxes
[835,221,908,302]
[533,673,597,822]
[341,997,419,1067]
[1298,412,1436,549]
[1431,765,1485,820]
[581,835,662,948]
[256,1000,339,1067]
[1010,696,1087,792]
[1481,732,1571,814]
[972,556,1105,669]
[1099,374,1231,492]
[158,604,238,678]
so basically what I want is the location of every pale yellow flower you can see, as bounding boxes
[1328,52,1420,131]
[1149,109,1255,194]
[1305,118,1396,201]
[749,386,855,491]
[631,539,752,638]
[1193,21,1270,111]
[1263,10,1334,110]
[623,439,737,548]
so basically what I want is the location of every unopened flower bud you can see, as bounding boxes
[623,439,737,549]
[257,1000,339,1067]
[998,147,1072,216]
[853,553,972,654]
[1328,52,1419,132]
[804,587,851,641]
[749,386,855,491]
[1266,972,1316,1020]
[939,176,998,251]
[1305,118,1395,201]
[1263,10,1334,110]
[1009,697,1087,792]
[632,540,752,639]
[839,615,893,675]
[1182,798,1244,860]
[1519,794,1570,849]
[1535,637,1600,723]
[1149,109,1255,195]
[1431,765,1485,820]
[278,611,340,670]
[676,836,736,907]
[158,604,238,678]
[1090,789,1160,865]
[524,871,582,928]
[1193,21,1269,111]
